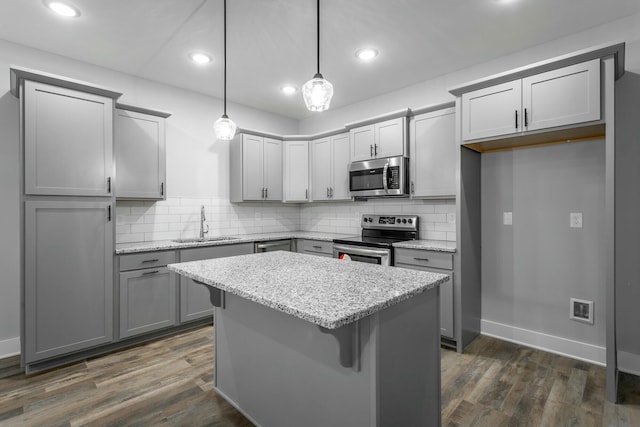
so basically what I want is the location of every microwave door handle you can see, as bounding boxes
[382,162,389,192]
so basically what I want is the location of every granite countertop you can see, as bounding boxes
[393,239,457,252]
[167,251,449,329]
[115,231,355,255]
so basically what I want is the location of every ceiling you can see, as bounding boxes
[2,0,639,120]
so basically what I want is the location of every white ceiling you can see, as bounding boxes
[2,0,640,120]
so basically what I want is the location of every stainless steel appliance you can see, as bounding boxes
[333,214,419,266]
[348,156,409,198]
[254,239,292,253]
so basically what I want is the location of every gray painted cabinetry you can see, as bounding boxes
[179,243,253,322]
[115,104,170,200]
[409,106,456,198]
[349,116,408,161]
[118,251,177,338]
[230,133,283,202]
[395,248,455,341]
[310,132,350,201]
[296,239,333,258]
[24,201,114,364]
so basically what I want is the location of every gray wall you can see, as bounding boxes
[615,72,640,358]
[481,141,606,347]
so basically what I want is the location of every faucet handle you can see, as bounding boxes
[204,224,209,235]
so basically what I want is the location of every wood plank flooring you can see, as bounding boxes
[1,326,639,426]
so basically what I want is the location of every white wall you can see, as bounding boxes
[0,39,298,355]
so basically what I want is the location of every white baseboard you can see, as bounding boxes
[618,351,640,376]
[0,337,20,359]
[481,319,606,366]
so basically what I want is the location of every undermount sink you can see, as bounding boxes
[172,236,238,243]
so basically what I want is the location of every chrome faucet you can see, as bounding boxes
[199,205,209,240]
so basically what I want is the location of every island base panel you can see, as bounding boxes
[213,289,441,427]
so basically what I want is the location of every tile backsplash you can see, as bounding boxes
[115,197,456,244]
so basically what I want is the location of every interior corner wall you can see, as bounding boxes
[0,38,298,355]
[615,70,640,374]
[480,141,607,361]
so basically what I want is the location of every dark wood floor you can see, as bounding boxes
[1,326,639,426]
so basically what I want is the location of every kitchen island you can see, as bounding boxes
[168,251,448,427]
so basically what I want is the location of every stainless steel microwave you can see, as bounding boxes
[348,156,409,197]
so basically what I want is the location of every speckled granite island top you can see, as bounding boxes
[167,250,449,330]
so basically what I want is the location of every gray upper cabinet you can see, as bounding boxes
[310,132,350,201]
[350,117,407,161]
[409,107,456,198]
[230,133,283,202]
[24,200,113,364]
[179,243,254,322]
[23,80,114,196]
[115,104,170,200]
[461,59,601,142]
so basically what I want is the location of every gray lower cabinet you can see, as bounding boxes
[118,250,177,339]
[394,248,455,340]
[179,243,253,322]
[24,200,114,364]
[296,239,333,258]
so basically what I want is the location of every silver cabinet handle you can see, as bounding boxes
[161,182,164,196]
[141,259,160,263]
[107,205,111,222]
[265,187,268,199]
[334,244,389,258]
[515,110,518,129]
[413,257,430,262]
[312,245,322,249]
[261,188,265,199]
[327,187,330,198]
[411,181,415,194]
[329,187,333,198]
[370,144,373,156]
[107,176,111,193]
[374,144,378,156]
[305,188,308,199]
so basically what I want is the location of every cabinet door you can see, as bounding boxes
[283,140,309,202]
[375,117,406,158]
[115,109,166,199]
[179,243,253,322]
[119,267,176,339]
[242,134,264,200]
[350,125,375,161]
[263,138,283,201]
[522,59,600,132]
[311,137,332,201]
[410,108,456,198]
[331,133,351,200]
[394,260,454,339]
[24,81,113,196]
[24,201,113,363]
[461,80,521,141]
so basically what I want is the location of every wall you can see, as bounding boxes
[481,141,606,364]
[615,71,640,375]
[0,39,298,357]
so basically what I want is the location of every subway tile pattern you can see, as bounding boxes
[115,197,456,244]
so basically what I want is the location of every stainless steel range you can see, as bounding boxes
[333,214,419,266]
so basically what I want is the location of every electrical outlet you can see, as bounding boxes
[570,298,594,324]
[570,212,583,228]
[503,212,512,226]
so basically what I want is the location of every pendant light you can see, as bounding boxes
[214,0,237,140]
[302,0,333,112]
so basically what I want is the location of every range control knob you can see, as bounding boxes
[408,218,413,224]
[363,217,369,222]
[368,217,373,223]
[402,219,407,224]
[396,218,401,223]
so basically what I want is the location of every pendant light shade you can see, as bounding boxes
[214,0,236,140]
[302,0,333,112]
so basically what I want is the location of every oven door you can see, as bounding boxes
[333,244,391,266]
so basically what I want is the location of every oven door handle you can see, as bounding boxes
[333,244,389,258]
[382,162,389,192]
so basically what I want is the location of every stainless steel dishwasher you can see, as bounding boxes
[254,239,292,253]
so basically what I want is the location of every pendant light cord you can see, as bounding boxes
[223,0,227,116]
[316,0,320,75]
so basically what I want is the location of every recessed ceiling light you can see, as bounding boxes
[280,85,298,95]
[45,1,80,17]
[189,52,212,64]
[355,48,378,61]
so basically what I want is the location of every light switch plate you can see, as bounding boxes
[503,212,513,225]
[570,212,583,228]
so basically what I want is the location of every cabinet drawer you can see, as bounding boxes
[120,251,176,271]
[180,243,254,262]
[299,239,333,256]
[394,248,453,270]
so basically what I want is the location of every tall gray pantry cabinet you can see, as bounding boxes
[11,66,122,373]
